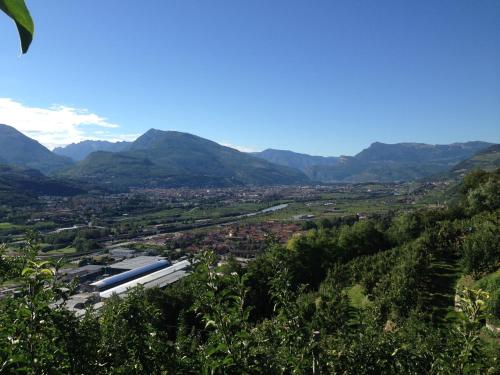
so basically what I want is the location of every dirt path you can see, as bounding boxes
[422,252,461,324]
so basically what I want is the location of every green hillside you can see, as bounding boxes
[0,124,74,174]
[448,144,500,176]
[0,164,84,206]
[308,141,492,182]
[64,129,309,188]
[428,144,500,182]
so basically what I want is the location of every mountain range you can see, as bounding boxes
[61,129,308,188]
[252,142,493,182]
[0,124,497,190]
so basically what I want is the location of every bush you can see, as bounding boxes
[461,212,500,276]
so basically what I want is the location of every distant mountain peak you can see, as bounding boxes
[130,129,217,151]
[252,149,340,175]
[53,139,131,161]
[0,124,74,174]
[143,128,192,137]
[143,128,163,135]
[0,123,17,131]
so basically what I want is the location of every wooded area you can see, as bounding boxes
[0,169,499,374]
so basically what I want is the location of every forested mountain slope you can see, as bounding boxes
[447,144,500,177]
[0,163,83,206]
[308,141,492,182]
[64,129,309,188]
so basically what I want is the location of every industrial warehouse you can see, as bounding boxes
[58,255,192,316]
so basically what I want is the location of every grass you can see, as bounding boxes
[44,246,77,255]
[117,201,283,227]
[346,284,371,309]
[59,262,79,270]
[474,269,500,327]
[242,196,410,223]
[0,222,17,229]
[474,269,500,288]
[423,252,462,325]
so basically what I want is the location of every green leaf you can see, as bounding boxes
[207,342,228,356]
[0,0,34,53]
[40,268,54,277]
[222,356,234,365]
[35,260,51,268]
[205,319,216,329]
[21,267,34,276]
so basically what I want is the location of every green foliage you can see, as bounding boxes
[461,211,499,276]
[0,169,499,373]
[461,168,500,213]
[99,288,169,374]
[371,240,431,321]
[474,269,500,324]
[0,235,72,374]
[189,251,257,372]
[466,176,500,214]
[72,236,100,253]
[434,288,495,374]
[323,315,440,375]
[337,219,388,259]
[388,212,424,245]
[285,218,389,290]
[0,0,33,53]
[286,228,338,289]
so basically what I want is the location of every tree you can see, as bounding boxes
[189,251,256,373]
[99,288,169,374]
[432,288,493,374]
[461,212,499,276]
[466,175,500,213]
[0,0,34,53]
[0,235,75,373]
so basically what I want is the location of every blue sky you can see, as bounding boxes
[0,0,499,155]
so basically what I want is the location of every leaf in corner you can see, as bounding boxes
[0,0,34,54]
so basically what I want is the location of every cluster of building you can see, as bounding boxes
[59,254,191,317]
[146,221,303,259]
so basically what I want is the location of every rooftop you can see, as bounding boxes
[100,260,191,298]
[108,256,166,270]
[62,265,104,276]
